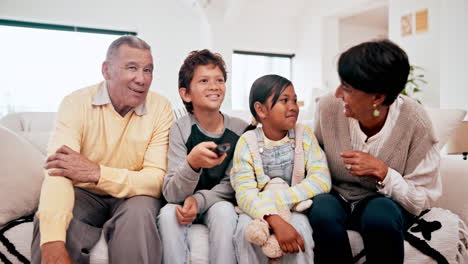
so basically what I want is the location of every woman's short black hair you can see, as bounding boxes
[338,39,410,105]
[249,74,292,122]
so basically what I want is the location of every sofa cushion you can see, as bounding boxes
[425,108,467,150]
[436,158,468,224]
[17,132,51,156]
[0,112,56,133]
[0,125,45,227]
[0,215,34,264]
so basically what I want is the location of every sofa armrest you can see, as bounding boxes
[434,157,468,225]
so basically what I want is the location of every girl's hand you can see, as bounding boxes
[340,150,388,181]
[187,141,227,171]
[264,215,305,254]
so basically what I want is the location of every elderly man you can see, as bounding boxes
[30,35,173,264]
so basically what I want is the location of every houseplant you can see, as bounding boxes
[402,65,426,103]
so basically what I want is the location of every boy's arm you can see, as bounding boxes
[192,162,235,214]
[192,117,249,213]
[162,120,201,203]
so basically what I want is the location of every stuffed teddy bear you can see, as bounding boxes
[244,177,312,259]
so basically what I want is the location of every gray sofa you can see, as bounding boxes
[0,109,467,264]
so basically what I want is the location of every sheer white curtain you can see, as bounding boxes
[0,25,118,117]
[231,53,291,111]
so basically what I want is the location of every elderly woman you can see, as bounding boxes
[307,39,442,264]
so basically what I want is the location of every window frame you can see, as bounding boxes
[231,50,295,110]
[0,19,136,36]
[0,19,136,117]
[233,50,295,79]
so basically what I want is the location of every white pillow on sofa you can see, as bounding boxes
[0,125,45,226]
[425,108,467,150]
[18,131,51,156]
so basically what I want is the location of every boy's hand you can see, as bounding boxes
[176,196,198,225]
[265,215,305,254]
[187,141,227,171]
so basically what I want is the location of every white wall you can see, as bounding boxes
[389,0,468,109]
[0,0,306,111]
[202,0,304,111]
[2,0,465,112]
[439,0,468,109]
[389,0,441,107]
[294,13,324,111]
[296,0,389,109]
[339,24,388,51]
[0,0,212,109]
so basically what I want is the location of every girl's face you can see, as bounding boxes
[258,85,299,140]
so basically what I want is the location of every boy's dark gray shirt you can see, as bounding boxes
[162,112,248,213]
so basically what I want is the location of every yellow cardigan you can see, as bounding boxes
[38,82,173,245]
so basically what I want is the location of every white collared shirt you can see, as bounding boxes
[91,81,147,116]
[347,96,441,214]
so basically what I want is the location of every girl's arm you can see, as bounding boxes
[230,136,278,219]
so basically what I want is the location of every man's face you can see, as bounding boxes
[102,44,153,114]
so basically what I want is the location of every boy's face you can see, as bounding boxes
[180,64,226,113]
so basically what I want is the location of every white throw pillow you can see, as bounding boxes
[18,132,51,156]
[0,125,45,227]
[425,108,467,150]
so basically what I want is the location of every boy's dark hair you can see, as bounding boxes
[248,74,292,124]
[338,39,410,106]
[178,49,227,113]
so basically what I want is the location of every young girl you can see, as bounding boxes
[230,74,331,264]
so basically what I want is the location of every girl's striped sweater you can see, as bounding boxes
[230,124,331,219]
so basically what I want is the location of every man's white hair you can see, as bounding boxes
[106,35,151,61]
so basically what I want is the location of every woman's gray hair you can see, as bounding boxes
[106,35,151,61]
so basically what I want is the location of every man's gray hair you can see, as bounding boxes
[106,35,151,61]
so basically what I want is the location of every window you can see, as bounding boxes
[231,51,293,110]
[0,19,136,117]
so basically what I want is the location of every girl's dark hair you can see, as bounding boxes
[178,49,227,113]
[338,39,410,105]
[244,74,292,132]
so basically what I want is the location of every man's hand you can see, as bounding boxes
[41,241,73,264]
[45,145,100,183]
[341,150,388,181]
[175,196,198,225]
[187,141,227,172]
[265,214,305,254]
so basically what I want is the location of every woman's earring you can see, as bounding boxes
[373,104,380,117]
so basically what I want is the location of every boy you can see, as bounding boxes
[157,49,248,264]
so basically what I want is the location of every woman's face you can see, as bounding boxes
[335,82,375,120]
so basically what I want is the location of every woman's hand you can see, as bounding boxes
[341,150,388,181]
[264,215,305,254]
